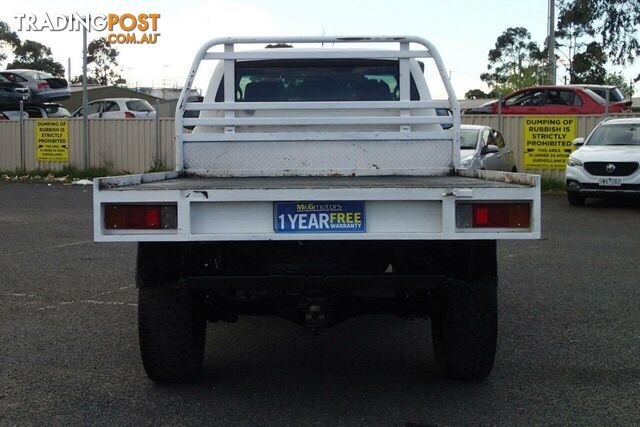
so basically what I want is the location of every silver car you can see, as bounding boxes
[0,102,71,120]
[567,84,625,103]
[0,73,30,102]
[0,69,70,102]
[459,124,517,172]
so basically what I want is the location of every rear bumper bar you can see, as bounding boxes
[566,180,640,196]
[93,172,542,242]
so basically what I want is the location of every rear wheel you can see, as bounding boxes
[137,243,206,383]
[429,241,498,380]
[430,278,498,380]
[139,288,206,383]
[567,192,586,206]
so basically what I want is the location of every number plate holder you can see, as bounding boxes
[598,177,622,187]
[274,201,366,233]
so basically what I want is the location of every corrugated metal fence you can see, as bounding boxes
[0,118,175,173]
[1,115,638,178]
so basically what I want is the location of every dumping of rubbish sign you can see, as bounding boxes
[523,116,577,170]
[36,119,69,162]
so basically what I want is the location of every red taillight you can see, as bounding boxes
[472,203,530,228]
[146,208,160,227]
[124,111,135,119]
[37,82,49,89]
[474,206,490,225]
[104,204,177,230]
[610,101,633,113]
[0,113,8,120]
[457,202,531,229]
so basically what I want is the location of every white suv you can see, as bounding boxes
[565,118,640,205]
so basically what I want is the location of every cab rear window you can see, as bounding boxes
[215,60,419,102]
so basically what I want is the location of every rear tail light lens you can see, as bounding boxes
[37,82,49,89]
[0,113,8,120]
[457,202,531,229]
[124,111,135,119]
[611,101,633,113]
[104,204,177,230]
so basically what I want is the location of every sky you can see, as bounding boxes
[1,0,639,99]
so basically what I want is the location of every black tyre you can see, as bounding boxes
[567,192,586,206]
[139,287,206,383]
[430,278,498,380]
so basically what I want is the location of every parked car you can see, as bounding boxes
[42,103,71,118]
[0,73,30,103]
[565,117,640,205]
[183,95,203,130]
[72,98,157,119]
[0,110,25,120]
[436,107,452,129]
[0,102,71,120]
[459,124,517,171]
[0,70,70,102]
[567,84,626,103]
[467,85,632,115]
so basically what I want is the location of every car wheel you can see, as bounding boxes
[136,243,206,383]
[430,278,498,380]
[567,192,586,206]
[139,287,206,383]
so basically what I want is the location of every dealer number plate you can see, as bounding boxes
[598,177,622,187]
[274,201,366,233]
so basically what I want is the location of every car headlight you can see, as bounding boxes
[567,157,583,167]
[460,156,473,168]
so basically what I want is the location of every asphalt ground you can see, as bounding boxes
[1,183,639,426]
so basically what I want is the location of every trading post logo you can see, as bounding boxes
[14,13,161,45]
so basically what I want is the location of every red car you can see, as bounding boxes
[468,85,632,115]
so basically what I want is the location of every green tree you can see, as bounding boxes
[560,0,640,81]
[87,38,125,86]
[7,40,64,76]
[70,75,100,85]
[0,20,21,68]
[464,88,498,99]
[480,27,547,94]
[556,0,595,82]
[571,41,608,83]
[605,72,634,98]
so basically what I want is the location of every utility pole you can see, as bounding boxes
[82,26,89,170]
[547,0,556,84]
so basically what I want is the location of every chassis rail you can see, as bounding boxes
[183,274,445,290]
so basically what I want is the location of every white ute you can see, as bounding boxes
[93,36,541,383]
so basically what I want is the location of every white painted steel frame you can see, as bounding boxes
[182,130,452,142]
[174,36,461,173]
[93,172,541,242]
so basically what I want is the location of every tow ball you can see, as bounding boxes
[305,304,326,332]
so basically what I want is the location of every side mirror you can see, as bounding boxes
[482,144,500,155]
[572,137,585,147]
